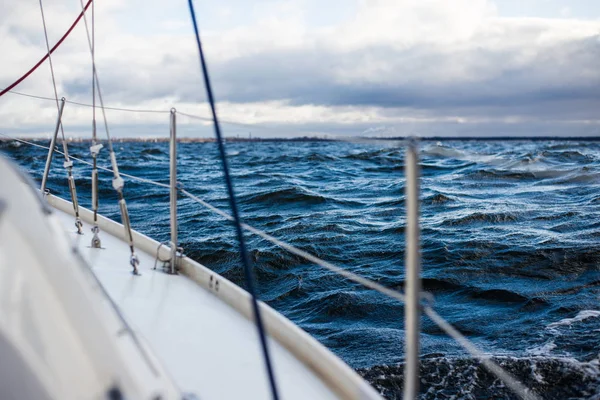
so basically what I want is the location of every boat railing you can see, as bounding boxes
[40,97,65,193]
[169,108,178,274]
[0,92,539,399]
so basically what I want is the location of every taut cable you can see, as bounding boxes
[89,0,102,248]
[0,0,93,97]
[77,0,140,274]
[38,0,83,234]
[187,1,280,398]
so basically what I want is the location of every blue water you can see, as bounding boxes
[3,139,600,399]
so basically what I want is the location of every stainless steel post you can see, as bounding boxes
[403,139,421,400]
[41,97,66,193]
[169,108,178,274]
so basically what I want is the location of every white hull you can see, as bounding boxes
[0,156,381,399]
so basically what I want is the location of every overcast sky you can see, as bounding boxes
[1,0,599,138]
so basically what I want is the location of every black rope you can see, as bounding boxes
[186,2,280,399]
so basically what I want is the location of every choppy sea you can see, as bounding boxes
[3,138,600,399]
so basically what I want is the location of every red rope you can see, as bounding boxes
[0,0,93,98]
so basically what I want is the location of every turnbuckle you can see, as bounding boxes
[75,217,83,235]
[91,225,102,248]
[130,252,140,275]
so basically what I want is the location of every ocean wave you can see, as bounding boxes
[551,171,600,184]
[240,186,329,205]
[1,140,23,148]
[423,144,466,159]
[443,212,519,226]
[420,162,475,172]
[343,148,403,161]
[421,278,463,291]
[364,165,404,173]
[541,150,594,163]
[526,341,558,357]
[423,193,454,205]
[423,144,504,165]
[539,280,600,296]
[141,148,164,155]
[467,169,539,180]
[306,152,339,162]
[309,291,376,318]
[547,310,600,331]
[5,138,600,379]
[420,278,547,305]
[240,185,366,207]
[469,288,532,303]
[533,211,578,221]
[372,197,405,207]
[358,356,600,399]
[244,152,340,166]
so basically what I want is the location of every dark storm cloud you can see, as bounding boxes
[200,34,600,114]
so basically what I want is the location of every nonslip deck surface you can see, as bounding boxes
[53,208,338,400]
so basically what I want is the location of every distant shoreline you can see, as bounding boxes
[3,136,600,143]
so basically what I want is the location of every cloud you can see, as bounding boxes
[1,0,600,137]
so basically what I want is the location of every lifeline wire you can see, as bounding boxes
[0,131,539,400]
[5,88,384,141]
[186,1,280,399]
[5,89,248,120]
[3,89,408,147]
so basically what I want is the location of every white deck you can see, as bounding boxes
[54,208,340,399]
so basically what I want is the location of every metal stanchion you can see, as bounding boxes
[403,139,421,400]
[41,97,66,193]
[169,109,178,274]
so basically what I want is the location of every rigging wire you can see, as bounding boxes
[4,89,402,146]
[76,0,116,153]
[68,99,169,114]
[0,0,93,98]
[186,1,280,399]
[178,110,254,126]
[92,0,96,143]
[2,90,56,102]
[2,90,169,114]
[423,307,538,400]
[0,131,540,400]
[3,90,292,129]
[90,0,102,247]
[5,89,389,144]
[77,0,140,274]
[38,0,83,234]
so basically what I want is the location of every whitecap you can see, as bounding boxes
[526,341,557,357]
[547,310,600,331]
